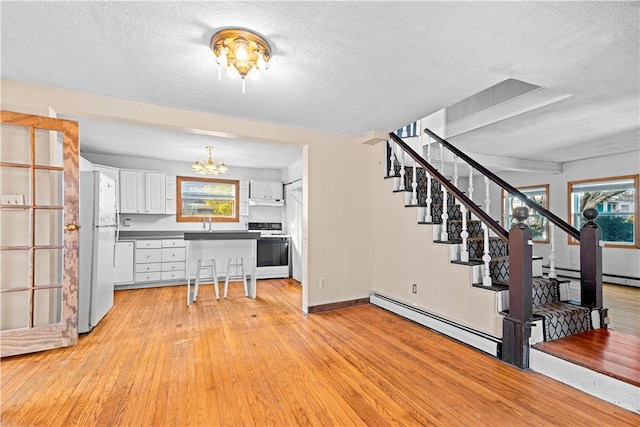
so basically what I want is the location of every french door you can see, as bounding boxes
[0,111,79,357]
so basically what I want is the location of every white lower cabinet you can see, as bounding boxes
[134,240,162,283]
[130,238,187,284]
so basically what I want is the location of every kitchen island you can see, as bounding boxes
[185,231,261,304]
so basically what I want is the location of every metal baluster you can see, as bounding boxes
[482,176,492,286]
[548,222,557,279]
[440,187,449,241]
[425,140,433,223]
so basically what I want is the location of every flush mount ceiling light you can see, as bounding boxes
[191,146,228,175]
[210,28,272,94]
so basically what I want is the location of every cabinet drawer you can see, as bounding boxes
[162,261,185,272]
[162,247,185,262]
[162,271,185,281]
[136,262,162,273]
[136,248,162,263]
[136,240,162,249]
[162,239,185,248]
[135,272,162,282]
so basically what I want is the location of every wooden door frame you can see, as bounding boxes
[1,110,79,357]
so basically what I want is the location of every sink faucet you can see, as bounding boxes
[208,212,213,232]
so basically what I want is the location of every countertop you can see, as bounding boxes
[118,230,261,240]
[184,231,261,240]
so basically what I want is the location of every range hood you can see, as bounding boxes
[248,199,284,207]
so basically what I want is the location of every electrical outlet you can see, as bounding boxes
[319,277,327,288]
[1,194,24,205]
[412,283,417,294]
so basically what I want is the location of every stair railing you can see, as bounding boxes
[423,128,580,240]
[389,133,508,243]
[389,129,603,306]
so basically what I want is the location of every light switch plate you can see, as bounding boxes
[1,194,25,205]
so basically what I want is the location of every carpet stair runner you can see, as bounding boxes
[392,164,592,341]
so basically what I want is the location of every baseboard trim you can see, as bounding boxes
[542,266,639,287]
[307,297,370,313]
[369,293,501,357]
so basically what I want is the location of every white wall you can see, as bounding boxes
[478,150,640,281]
[1,79,375,311]
[372,142,504,337]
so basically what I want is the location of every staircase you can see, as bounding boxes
[377,129,606,368]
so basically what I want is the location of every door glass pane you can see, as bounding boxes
[34,248,62,286]
[1,166,30,206]
[0,291,29,330]
[34,209,63,246]
[34,129,63,167]
[0,250,30,289]
[34,288,62,327]
[0,209,30,247]
[0,124,30,164]
[34,169,63,206]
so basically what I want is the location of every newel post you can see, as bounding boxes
[502,207,533,369]
[580,208,603,309]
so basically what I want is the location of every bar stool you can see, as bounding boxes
[224,257,249,298]
[192,259,220,302]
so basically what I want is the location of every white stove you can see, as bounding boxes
[248,223,290,279]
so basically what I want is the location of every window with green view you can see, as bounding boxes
[568,175,638,247]
[176,176,239,222]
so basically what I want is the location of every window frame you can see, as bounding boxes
[176,176,240,223]
[567,174,639,249]
[501,184,550,243]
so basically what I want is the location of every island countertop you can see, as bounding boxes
[118,230,262,240]
[184,231,261,240]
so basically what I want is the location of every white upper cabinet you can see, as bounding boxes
[120,169,166,214]
[145,172,166,214]
[249,180,283,202]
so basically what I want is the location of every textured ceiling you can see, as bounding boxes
[1,1,638,167]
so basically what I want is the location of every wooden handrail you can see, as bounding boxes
[389,133,509,242]
[422,128,581,241]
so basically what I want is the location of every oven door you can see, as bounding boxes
[257,237,289,267]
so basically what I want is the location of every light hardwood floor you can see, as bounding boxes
[2,279,639,426]
[604,283,640,336]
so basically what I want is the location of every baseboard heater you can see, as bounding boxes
[369,293,502,357]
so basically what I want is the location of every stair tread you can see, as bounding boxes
[467,236,503,241]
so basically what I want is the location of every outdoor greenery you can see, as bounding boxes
[204,200,234,217]
[593,214,634,243]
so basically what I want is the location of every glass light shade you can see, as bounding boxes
[235,40,249,61]
[257,53,266,70]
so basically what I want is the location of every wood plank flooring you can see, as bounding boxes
[2,279,639,426]
[604,283,640,336]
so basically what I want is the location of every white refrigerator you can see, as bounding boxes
[79,171,117,333]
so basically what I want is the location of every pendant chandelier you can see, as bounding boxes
[210,28,272,93]
[191,146,228,175]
